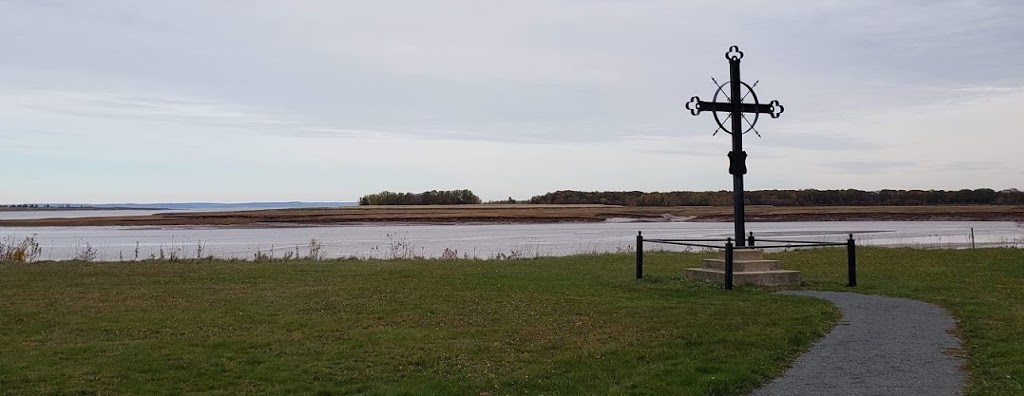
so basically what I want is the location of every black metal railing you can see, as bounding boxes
[635,231,856,290]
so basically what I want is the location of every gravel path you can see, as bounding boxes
[750,291,965,396]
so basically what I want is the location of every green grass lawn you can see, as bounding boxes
[2,248,1022,395]
[0,254,836,396]
[773,247,1024,396]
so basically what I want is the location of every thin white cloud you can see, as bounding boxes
[7,90,298,127]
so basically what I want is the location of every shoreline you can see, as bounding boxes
[0,206,170,212]
[1,204,1022,227]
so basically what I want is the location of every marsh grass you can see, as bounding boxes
[73,240,97,262]
[0,252,836,395]
[5,204,1022,227]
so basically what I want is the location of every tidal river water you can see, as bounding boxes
[1,211,1021,261]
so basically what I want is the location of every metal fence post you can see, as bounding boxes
[725,238,734,290]
[747,231,755,247]
[847,233,857,287]
[636,231,644,279]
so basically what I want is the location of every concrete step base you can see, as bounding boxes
[718,249,766,261]
[702,258,780,272]
[683,268,802,287]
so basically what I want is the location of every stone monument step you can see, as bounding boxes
[701,258,780,272]
[683,268,801,287]
[716,248,765,261]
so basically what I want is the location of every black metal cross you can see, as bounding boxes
[684,45,784,246]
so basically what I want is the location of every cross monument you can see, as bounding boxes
[685,45,784,246]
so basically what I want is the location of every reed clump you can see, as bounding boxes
[0,235,43,263]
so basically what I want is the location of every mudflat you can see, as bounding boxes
[1,204,1022,227]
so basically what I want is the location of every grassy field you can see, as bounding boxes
[0,254,837,395]
[2,248,1022,395]
[2,204,1023,227]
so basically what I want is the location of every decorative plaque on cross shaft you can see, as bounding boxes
[684,45,784,246]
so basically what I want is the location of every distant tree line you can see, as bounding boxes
[529,189,1024,206]
[359,190,482,205]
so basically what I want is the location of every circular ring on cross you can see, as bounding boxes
[711,81,760,135]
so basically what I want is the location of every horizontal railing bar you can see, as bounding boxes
[646,242,846,249]
[643,241,723,249]
[640,239,849,250]
[644,238,853,244]
[644,238,731,242]
[748,243,847,249]
[755,238,848,244]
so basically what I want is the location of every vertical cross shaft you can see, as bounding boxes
[729,56,746,246]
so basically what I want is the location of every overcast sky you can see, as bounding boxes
[2,0,1022,203]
